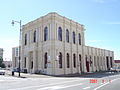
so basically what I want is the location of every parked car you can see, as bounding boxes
[0,68,5,75]
[12,68,21,72]
[110,67,120,72]
[116,67,120,72]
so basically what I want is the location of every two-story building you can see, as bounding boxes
[19,12,114,75]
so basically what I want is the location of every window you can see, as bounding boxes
[59,52,62,68]
[58,27,62,41]
[44,27,48,41]
[78,33,81,45]
[66,29,69,43]
[73,32,75,44]
[110,57,113,67]
[90,56,92,66]
[79,54,82,71]
[33,30,36,42]
[73,54,76,68]
[79,54,81,62]
[31,61,33,69]
[44,53,47,68]
[67,53,69,68]
[24,57,26,68]
[94,56,96,66]
[25,34,27,45]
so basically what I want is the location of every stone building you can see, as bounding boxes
[12,47,19,69]
[20,12,114,75]
[0,48,3,58]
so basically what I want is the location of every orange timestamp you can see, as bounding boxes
[89,79,111,83]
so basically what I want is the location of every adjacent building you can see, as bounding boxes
[114,60,120,67]
[3,61,12,69]
[16,12,114,75]
[12,47,19,69]
[0,48,3,58]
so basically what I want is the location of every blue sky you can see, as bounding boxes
[0,0,120,60]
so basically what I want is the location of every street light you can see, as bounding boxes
[11,20,22,77]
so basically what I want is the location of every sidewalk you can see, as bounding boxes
[5,70,53,78]
[5,70,117,78]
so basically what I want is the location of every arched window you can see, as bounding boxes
[44,27,48,41]
[24,57,26,68]
[33,30,36,42]
[66,29,69,43]
[59,52,62,68]
[90,56,92,66]
[67,53,69,68]
[78,33,81,45]
[73,32,75,44]
[25,34,27,45]
[110,57,113,67]
[58,27,62,41]
[79,54,81,62]
[79,54,82,71]
[44,52,47,68]
[94,56,96,66]
[31,61,33,69]
[73,54,76,68]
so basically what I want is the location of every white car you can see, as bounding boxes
[0,68,5,75]
[110,67,120,72]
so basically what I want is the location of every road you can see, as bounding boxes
[0,72,120,90]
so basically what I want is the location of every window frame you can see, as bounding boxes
[66,29,69,43]
[44,27,48,41]
[72,32,75,44]
[33,30,36,42]
[67,53,70,68]
[58,27,62,41]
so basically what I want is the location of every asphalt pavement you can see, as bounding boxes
[0,71,120,90]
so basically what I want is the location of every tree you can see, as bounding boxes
[0,56,5,68]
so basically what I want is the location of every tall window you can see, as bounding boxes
[94,56,96,66]
[59,52,62,68]
[25,34,27,45]
[44,53,47,68]
[110,57,113,67]
[67,53,69,68]
[79,54,82,71]
[24,57,26,68]
[33,30,36,42]
[58,27,62,41]
[66,29,69,43]
[97,56,100,67]
[73,32,75,44]
[78,33,81,45]
[90,56,92,66]
[73,54,76,68]
[79,54,81,62]
[106,56,109,70]
[31,61,33,69]
[44,27,48,41]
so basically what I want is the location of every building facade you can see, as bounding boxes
[3,61,12,69]
[114,60,120,67]
[20,12,114,75]
[0,48,3,58]
[12,47,19,69]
